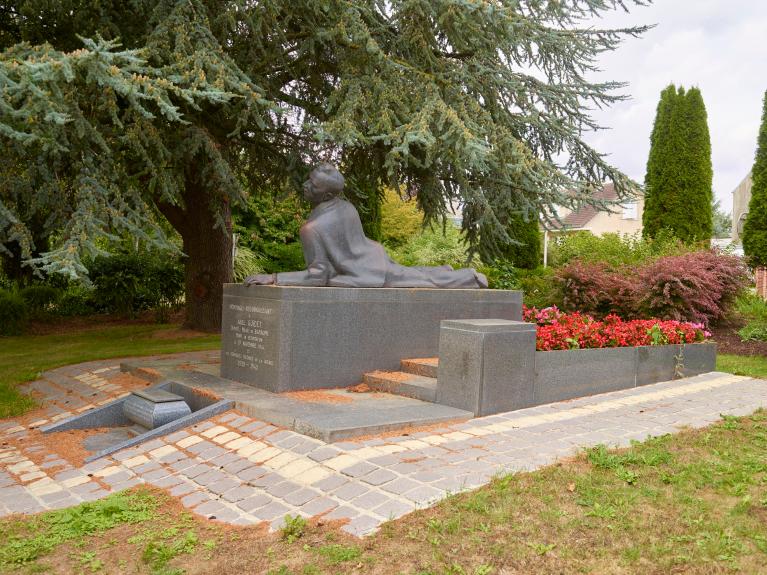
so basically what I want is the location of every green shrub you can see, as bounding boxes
[517,267,562,309]
[380,188,423,248]
[549,230,688,269]
[479,264,562,308]
[89,251,184,320]
[0,290,29,336]
[233,244,266,282]
[260,242,306,274]
[735,292,767,342]
[390,224,469,268]
[20,285,61,317]
[56,285,99,316]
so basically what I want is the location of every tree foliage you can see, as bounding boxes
[643,85,713,242]
[1,0,649,328]
[498,212,541,270]
[743,91,767,268]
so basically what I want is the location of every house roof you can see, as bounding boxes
[552,183,619,230]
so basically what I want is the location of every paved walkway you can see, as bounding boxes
[1,354,766,537]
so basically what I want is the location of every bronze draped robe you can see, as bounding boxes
[275,198,483,288]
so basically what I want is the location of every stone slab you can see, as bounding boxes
[534,347,637,404]
[220,285,522,392]
[156,371,471,442]
[436,319,537,416]
[677,342,717,378]
[635,345,679,386]
[132,389,186,403]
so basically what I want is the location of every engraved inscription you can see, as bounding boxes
[222,299,278,378]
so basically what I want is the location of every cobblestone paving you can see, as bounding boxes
[1,354,765,537]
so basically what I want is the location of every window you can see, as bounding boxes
[622,202,637,220]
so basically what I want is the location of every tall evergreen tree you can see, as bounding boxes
[499,211,541,270]
[1,1,649,330]
[643,85,713,242]
[743,91,767,268]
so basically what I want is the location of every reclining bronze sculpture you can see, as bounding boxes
[244,164,487,289]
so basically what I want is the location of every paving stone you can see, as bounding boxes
[201,425,229,439]
[208,478,241,496]
[403,485,444,506]
[381,477,421,496]
[253,500,291,521]
[223,459,253,475]
[351,490,390,510]
[249,472,284,489]
[186,440,216,455]
[299,496,339,517]
[132,462,163,475]
[196,446,229,461]
[313,474,348,491]
[373,499,416,520]
[340,461,378,478]
[183,464,213,479]
[266,481,301,498]
[360,468,397,486]
[342,514,381,537]
[333,482,369,501]
[143,468,173,482]
[177,435,204,449]
[170,481,197,497]
[236,466,269,482]
[164,430,190,443]
[213,431,241,445]
[218,483,255,502]
[283,488,319,506]
[325,505,360,521]
[307,447,341,462]
[239,421,267,433]
[237,494,272,512]
[194,470,228,487]
[209,453,241,468]
[181,491,211,508]
[195,500,231,518]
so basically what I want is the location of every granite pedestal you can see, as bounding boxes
[221,285,522,392]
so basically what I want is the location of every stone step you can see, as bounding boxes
[363,371,437,403]
[400,357,439,379]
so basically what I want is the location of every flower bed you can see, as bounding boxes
[523,306,710,351]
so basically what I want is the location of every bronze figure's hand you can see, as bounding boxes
[244,273,275,286]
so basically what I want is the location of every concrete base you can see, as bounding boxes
[221,285,522,392]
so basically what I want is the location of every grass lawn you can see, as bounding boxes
[0,324,220,419]
[2,411,767,574]
[718,354,767,380]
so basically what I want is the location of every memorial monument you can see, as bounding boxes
[222,164,522,392]
[243,163,488,289]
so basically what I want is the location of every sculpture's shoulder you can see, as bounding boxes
[307,198,356,226]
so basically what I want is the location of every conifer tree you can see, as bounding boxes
[500,212,542,270]
[643,85,713,242]
[1,1,649,330]
[743,91,767,268]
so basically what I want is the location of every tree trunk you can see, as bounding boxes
[159,177,232,333]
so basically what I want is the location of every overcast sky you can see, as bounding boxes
[584,0,767,212]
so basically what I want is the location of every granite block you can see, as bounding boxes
[436,319,536,416]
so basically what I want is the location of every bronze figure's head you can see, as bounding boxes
[303,163,344,206]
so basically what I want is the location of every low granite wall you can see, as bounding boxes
[436,319,717,417]
[534,343,717,404]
